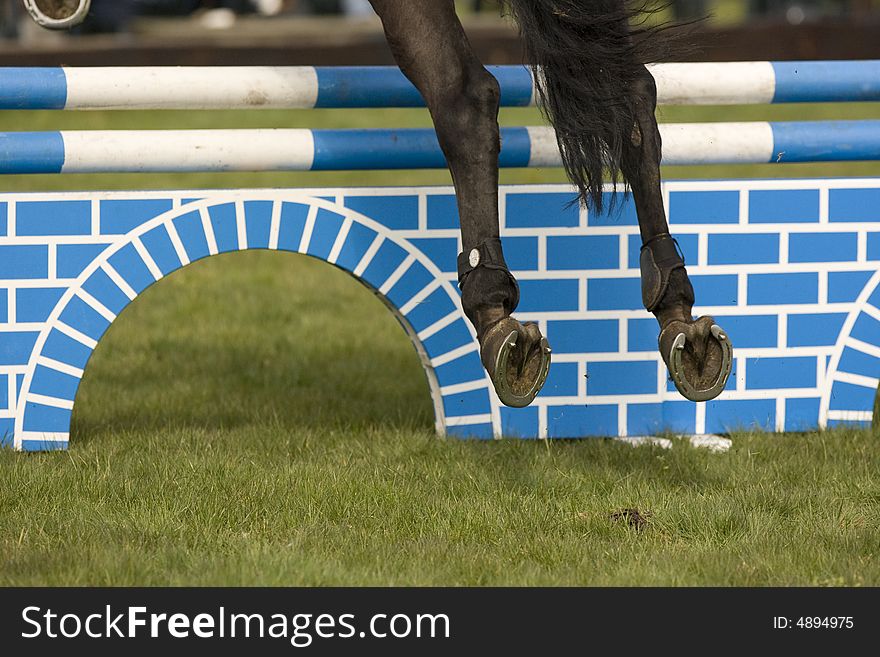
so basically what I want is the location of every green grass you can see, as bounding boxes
[0,103,878,585]
[1,253,877,586]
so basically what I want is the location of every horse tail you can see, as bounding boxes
[503,1,674,211]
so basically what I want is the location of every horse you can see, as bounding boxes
[21,0,733,409]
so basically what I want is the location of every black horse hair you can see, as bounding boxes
[502,1,690,212]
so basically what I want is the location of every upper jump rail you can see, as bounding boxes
[1,61,879,111]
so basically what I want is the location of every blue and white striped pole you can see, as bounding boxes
[1,121,879,174]
[1,61,879,110]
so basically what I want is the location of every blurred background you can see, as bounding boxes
[2,0,880,64]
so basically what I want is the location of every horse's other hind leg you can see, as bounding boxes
[621,67,733,402]
[369,0,550,408]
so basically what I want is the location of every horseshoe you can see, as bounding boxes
[668,324,733,402]
[492,329,552,408]
[23,0,91,30]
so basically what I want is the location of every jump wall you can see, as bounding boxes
[1,180,878,450]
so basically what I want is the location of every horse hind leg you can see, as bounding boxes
[369,0,550,407]
[621,67,733,402]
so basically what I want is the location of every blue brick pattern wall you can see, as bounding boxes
[1,180,879,451]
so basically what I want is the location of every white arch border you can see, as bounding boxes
[819,269,880,428]
[13,192,499,449]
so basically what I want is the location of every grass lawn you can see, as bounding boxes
[0,101,878,586]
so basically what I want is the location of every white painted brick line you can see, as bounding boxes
[619,233,629,270]
[538,235,547,271]
[0,324,47,333]
[737,273,747,306]
[235,200,247,250]
[862,303,880,325]
[76,289,117,323]
[431,342,479,368]
[445,413,492,427]
[618,318,628,354]
[585,387,825,404]
[777,314,788,349]
[582,389,824,403]
[36,356,84,379]
[47,245,57,281]
[132,238,163,281]
[7,201,15,237]
[509,227,651,239]
[27,393,74,411]
[697,232,708,267]
[846,337,880,360]
[578,277,587,312]
[819,186,829,224]
[19,431,68,444]
[695,402,706,435]
[6,287,15,325]
[739,189,749,225]
[0,279,79,289]
[778,232,789,265]
[164,218,190,267]
[0,235,125,246]
[504,260,880,278]
[857,231,867,262]
[826,410,872,422]
[7,375,14,413]
[264,201,281,252]
[55,321,98,350]
[513,304,856,322]
[440,379,488,396]
[578,360,588,397]
[352,234,384,278]
[533,346,833,362]
[618,404,627,437]
[395,230,461,239]
[398,279,441,317]
[297,204,319,254]
[538,405,548,440]
[379,255,415,296]
[776,397,785,432]
[326,216,352,265]
[834,371,880,390]
[200,206,219,255]
[818,272,828,306]
[101,263,137,301]
[736,356,746,392]
[91,199,100,236]
[416,309,459,342]
[418,193,428,232]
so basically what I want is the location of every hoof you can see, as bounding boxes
[24,0,91,30]
[660,316,733,402]
[481,318,551,408]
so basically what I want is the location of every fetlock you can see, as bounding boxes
[458,239,551,407]
[654,269,695,329]
[458,238,519,342]
[640,233,694,329]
